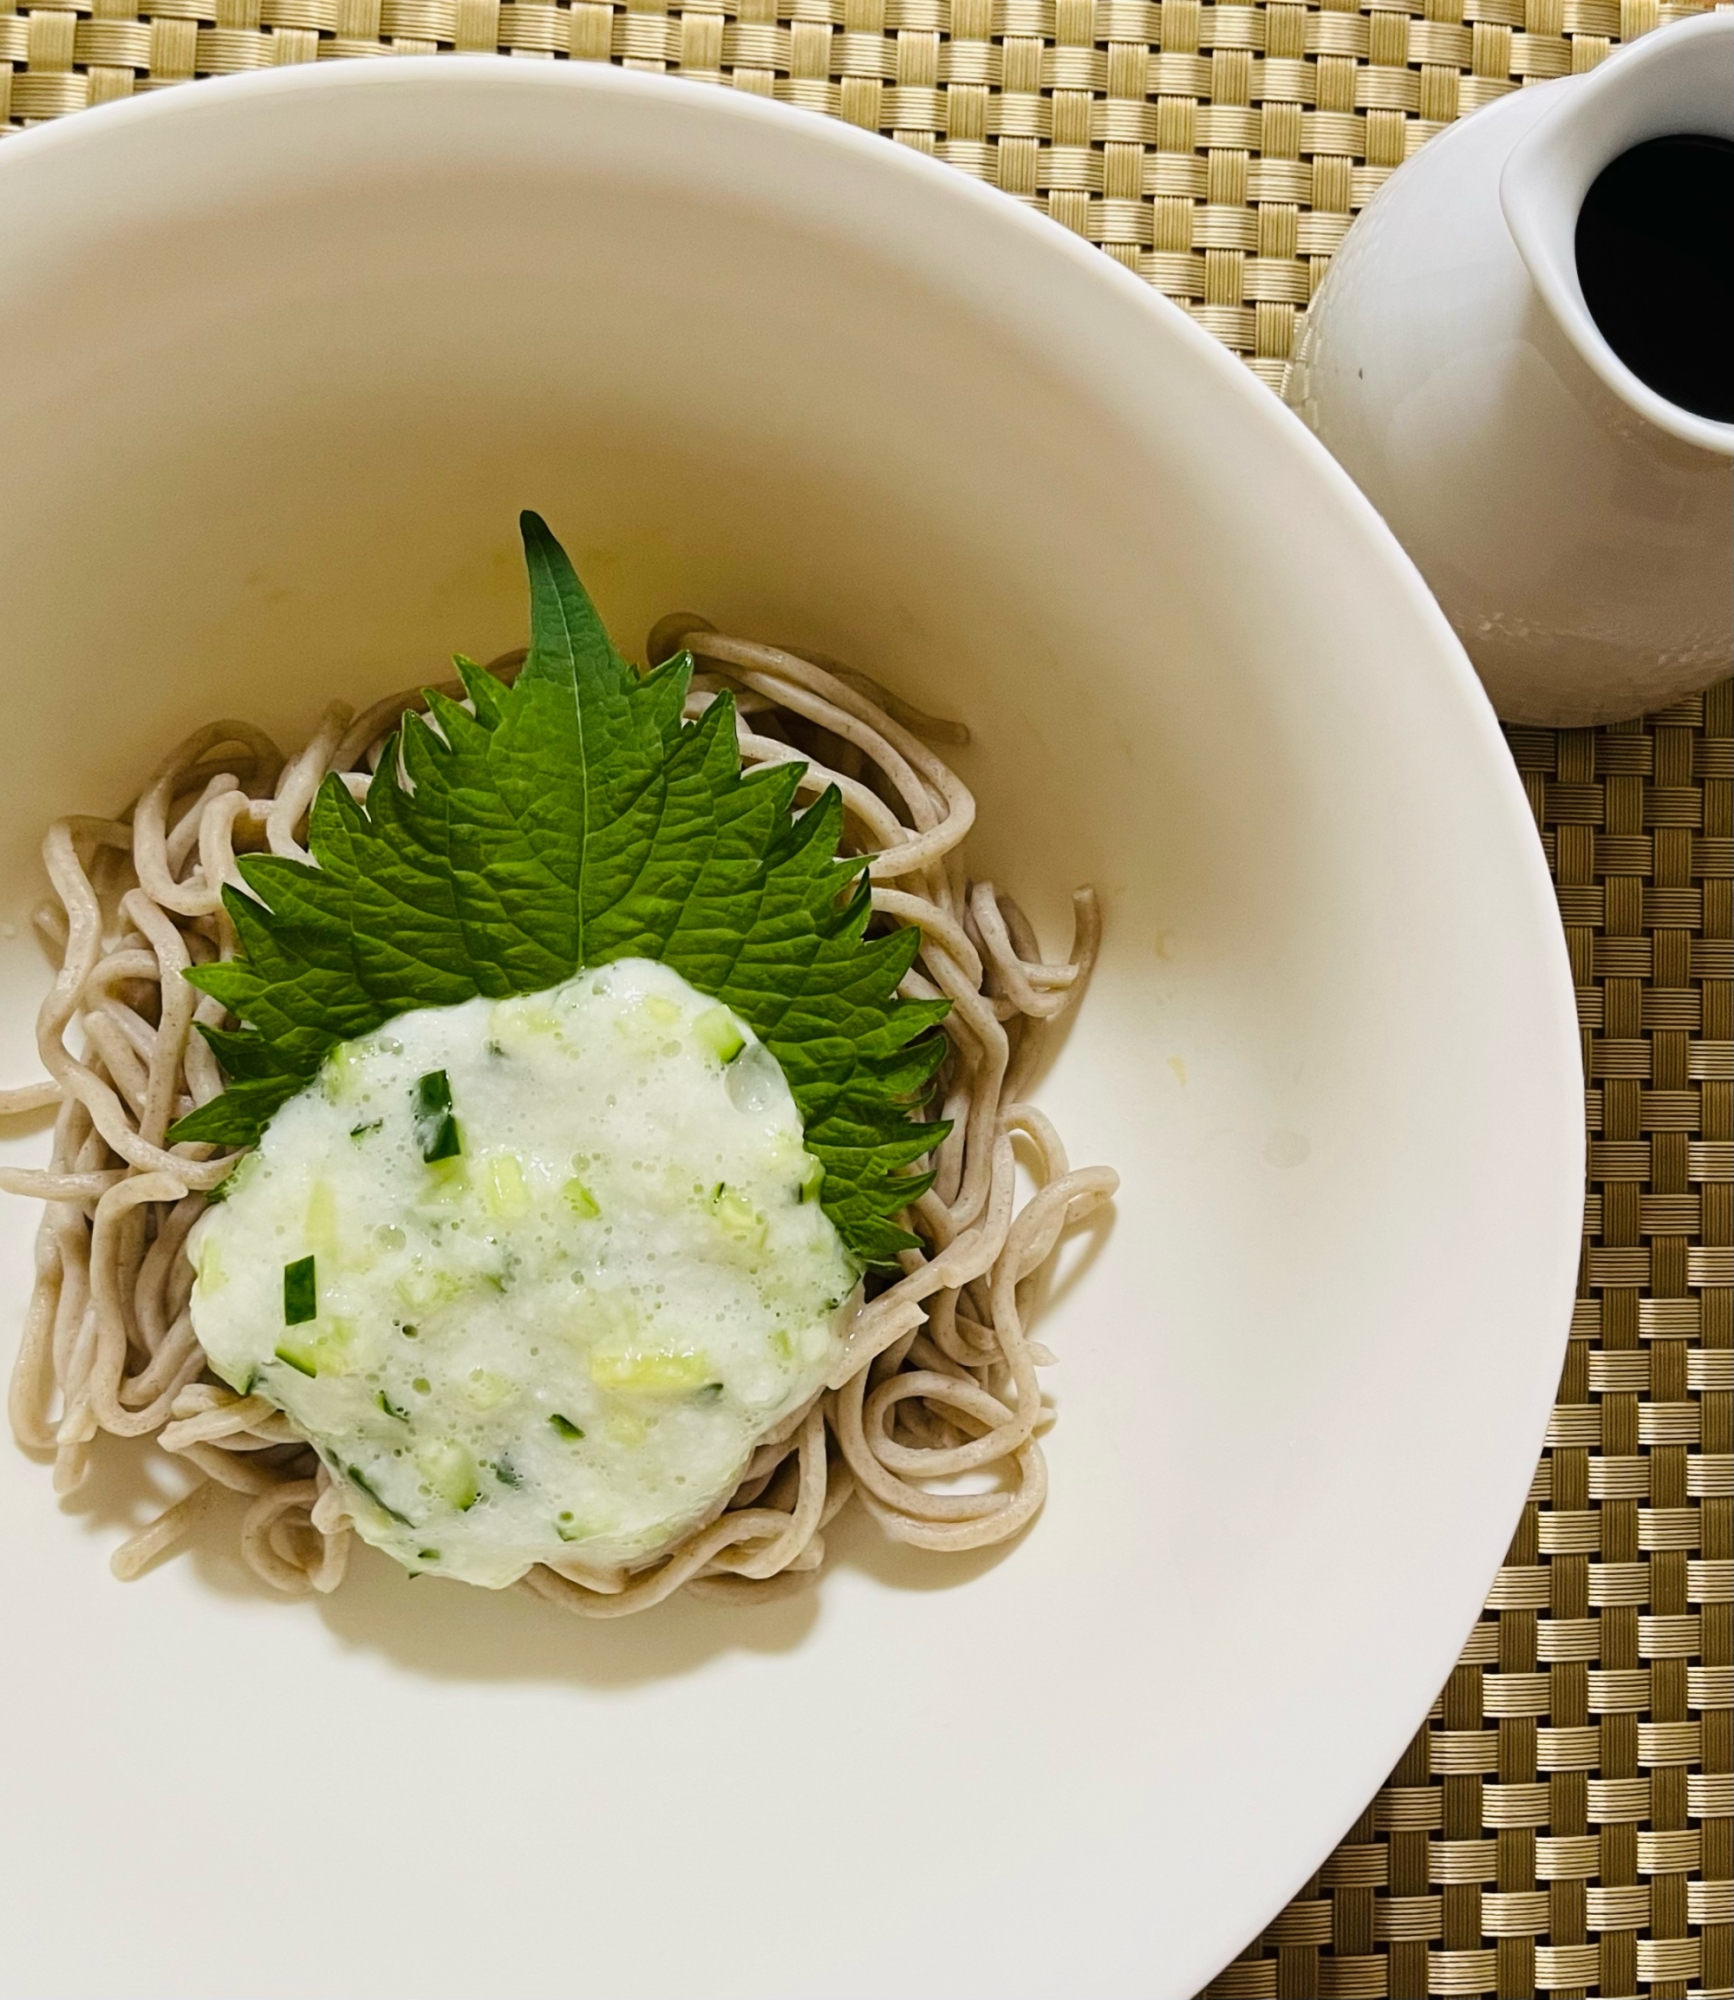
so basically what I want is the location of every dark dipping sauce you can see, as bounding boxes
[1574,133,1734,423]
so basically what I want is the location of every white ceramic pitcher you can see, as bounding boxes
[1285,14,1733,727]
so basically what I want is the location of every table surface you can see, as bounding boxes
[3,6,1728,1995]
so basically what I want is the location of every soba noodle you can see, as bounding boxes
[2,623,1115,1615]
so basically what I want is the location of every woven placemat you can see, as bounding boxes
[1210,689,1734,2000]
[0,0,1718,382]
[6,6,1728,1994]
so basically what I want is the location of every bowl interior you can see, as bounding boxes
[0,64,1581,2000]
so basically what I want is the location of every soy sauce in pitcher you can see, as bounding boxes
[1574,134,1734,423]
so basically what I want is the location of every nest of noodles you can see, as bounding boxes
[2,621,1116,1614]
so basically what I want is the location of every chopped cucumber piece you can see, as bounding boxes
[413,1069,462,1162]
[561,1177,600,1220]
[275,1319,354,1378]
[489,996,559,1049]
[321,1040,368,1106]
[464,1368,514,1410]
[347,1464,414,1525]
[378,1390,411,1422]
[305,1179,339,1259]
[693,1007,746,1064]
[197,1236,227,1293]
[415,1069,454,1118]
[710,1186,767,1249]
[394,1264,465,1316]
[417,1438,479,1510]
[549,1413,585,1440]
[481,1151,530,1221]
[419,1154,468,1201]
[282,1255,317,1326]
[589,1347,712,1394]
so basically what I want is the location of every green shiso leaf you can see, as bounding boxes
[169,511,949,1266]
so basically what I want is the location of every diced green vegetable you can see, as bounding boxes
[417,1438,479,1510]
[418,1154,468,1203]
[378,1390,411,1422]
[196,1235,225,1294]
[283,1255,317,1325]
[347,1463,413,1525]
[693,1007,746,1064]
[710,1186,767,1249]
[320,1040,369,1107]
[561,1177,600,1220]
[482,1151,529,1221]
[489,996,559,1049]
[797,1155,825,1204]
[275,1318,353,1378]
[464,1368,514,1410]
[413,1069,462,1163]
[549,1413,585,1440]
[395,1264,466,1316]
[305,1179,339,1259]
[589,1347,712,1393]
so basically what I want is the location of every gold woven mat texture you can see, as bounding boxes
[1212,688,1734,2000]
[5,3,1729,1994]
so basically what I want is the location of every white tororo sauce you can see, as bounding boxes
[187,960,861,1587]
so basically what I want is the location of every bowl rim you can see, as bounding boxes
[0,57,1584,1996]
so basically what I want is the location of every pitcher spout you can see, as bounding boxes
[1286,12,1733,726]
[1500,15,1734,458]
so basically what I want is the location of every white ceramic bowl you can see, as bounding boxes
[0,64,1581,2000]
